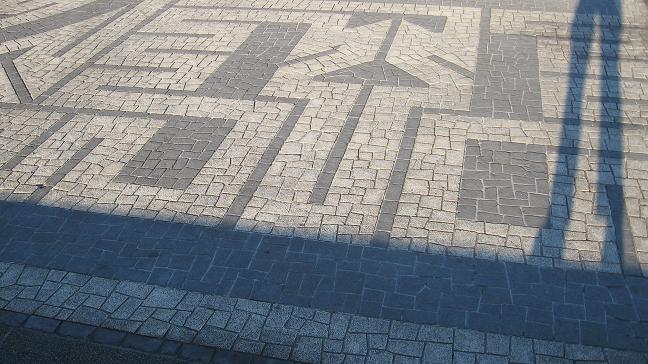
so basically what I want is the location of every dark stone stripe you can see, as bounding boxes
[428,54,474,79]
[132,31,214,38]
[545,146,648,161]
[32,1,174,104]
[181,18,264,24]
[587,95,648,105]
[309,85,373,204]
[0,49,33,104]
[526,20,648,31]
[606,185,642,276]
[0,200,647,351]
[91,64,179,72]
[537,34,634,45]
[53,4,136,58]
[541,71,648,83]
[27,138,103,203]
[375,18,401,61]
[0,0,135,42]
[143,48,232,56]
[0,101,225,124]
[221,100,308,228]
[1,113,75,171]
[97,85,187,96]
[372,107,422,247]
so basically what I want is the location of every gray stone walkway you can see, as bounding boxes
[0,0,647,362]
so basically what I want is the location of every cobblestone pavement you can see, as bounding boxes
[0,0,647,362]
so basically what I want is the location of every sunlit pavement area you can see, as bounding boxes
[0,0,648,362]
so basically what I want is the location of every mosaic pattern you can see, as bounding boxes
[457,140,550,227]
[1,263,647,363]
[0,0,648,361]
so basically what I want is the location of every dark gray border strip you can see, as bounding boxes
[0,102,231,124]
[143,48,232,56]
[220,100,309,229]
[91,64,179,72]
[32,1,176,104]
[27,138,103,203]
[309,85,373,204]
[1,57,33,103]
[372,107,422,247]
[1,113,75,171]
[97,85,188,96]
[428,54,474,79]
[53,4,136,58]
[0,2,57,19]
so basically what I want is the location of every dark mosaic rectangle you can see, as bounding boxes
[115,118,234,189]
[457,139,550,227]
[0,201,647,352]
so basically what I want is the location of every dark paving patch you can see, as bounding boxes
[457,139,550,227]
[195,22,310,100]
[0,321,293,363]
[115,118,235,190]
[1,201,648,352]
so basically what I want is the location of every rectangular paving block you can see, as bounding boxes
[470,34,543,121]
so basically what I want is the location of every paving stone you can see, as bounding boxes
[0,1,647,363]
[292,336,323,363]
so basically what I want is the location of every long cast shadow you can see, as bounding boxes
[534,0,640,275]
